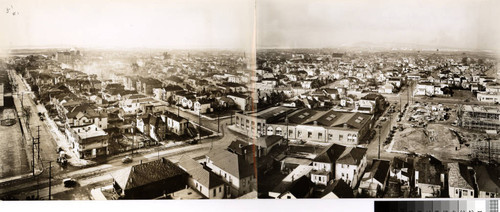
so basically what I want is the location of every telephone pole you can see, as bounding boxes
[198,110,201,140]
[378,126,381,159]
[37,126,40,159]
[217,111,220,134]
[32,137,35,176]
[48,161,52,200]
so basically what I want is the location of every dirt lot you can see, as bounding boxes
[391,123,471,159]
[0,119,30,178]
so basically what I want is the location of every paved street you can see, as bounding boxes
[11,72,59,170]
[0,112,244,199]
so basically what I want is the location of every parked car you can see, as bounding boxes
[122,156,133,164]
[63,178,77,187]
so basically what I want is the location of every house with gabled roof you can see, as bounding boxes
[66,103,108,129]
[178,155,227,199]
[110,158,188,199]
[473,163,500,198]
[414,155,445,198]
[320,179,354,199]
[358,159,391,197]
[310,144,346,186]
[268,175,315,199]
[205,149,255,197]
[448,162,476,198]
[390,157,414,185]
[335,146,368,189]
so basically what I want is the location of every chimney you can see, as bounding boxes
[313,121,317,125]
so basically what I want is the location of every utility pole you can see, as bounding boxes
[48,161,52,200]
[378,126,381,159]
[32,137,37,176]
[37,126,40,159]
[488,138,491,163]
[285,110,289,141]
[198,110,201,140]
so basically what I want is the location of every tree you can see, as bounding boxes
[163,52,171,60]
[131,62,139,73]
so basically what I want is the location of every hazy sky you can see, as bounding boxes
[258,0,500,51]
[0,0,254,50]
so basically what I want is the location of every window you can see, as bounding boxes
[339,134,343,141]
[456,189,459,194]
[213,189,216,197]
[470,191,473,196]
[328,134,333,140]
[289,130,293,137]
[318,132,323,139]
[308,131,312,138]
[463,190,467,196]
[287,196,291,199]
[297,131,302,137]
[276,127,282,136]
[219,187,222,193]
[342,173,344,177]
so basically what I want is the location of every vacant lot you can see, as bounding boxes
[0,119,30,178]
[391,124,470,160]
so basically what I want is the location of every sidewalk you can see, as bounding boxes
[41,110,91,167]
[0,169,42,185]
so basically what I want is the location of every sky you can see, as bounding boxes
[0,0,254,50]
[257,0,500,51]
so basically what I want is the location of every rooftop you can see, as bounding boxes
[111,158,187,191]
[73,124,107,140]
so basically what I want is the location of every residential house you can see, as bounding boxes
[358,159,391,197]
[320,179,355,199]
[268,176,315,199]
[448,163,476,198]
[473,163,500,198]
[164,112,189,136]
[227,93,249,111]
[178,155,226,199]
[205,149,255,197]
[193,99,214,114]
[335,147,368,189]
[414,155,445,198]
[110,158,188,199]
[390,157,414,186]
[67,124,108,159]
[66,104,108,129]
[311,144,346,186]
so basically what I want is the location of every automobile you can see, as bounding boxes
[188,139,198,145]
[122,156,133,164]
[63,178,77,187]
